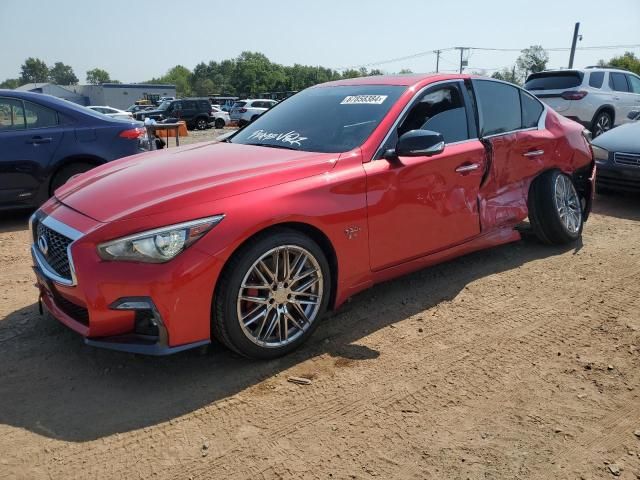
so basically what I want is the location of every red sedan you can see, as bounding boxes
[30,74,595,358]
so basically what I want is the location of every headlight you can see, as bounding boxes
[591,145,609,163]
[97,215,224,263]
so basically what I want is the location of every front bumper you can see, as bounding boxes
[596,157,640,192]
[31,202,222,355]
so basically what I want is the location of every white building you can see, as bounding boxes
[16,82,177,110]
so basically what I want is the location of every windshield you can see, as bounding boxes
[157,100,172,110]
[230,85,406,153]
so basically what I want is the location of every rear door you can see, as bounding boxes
[0,97,65,205]
[472,79,553,231]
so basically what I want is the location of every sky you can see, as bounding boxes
[1,0,639,83]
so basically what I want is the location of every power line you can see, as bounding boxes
[337,43,640,70]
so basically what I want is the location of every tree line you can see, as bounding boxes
[2,50,639,95]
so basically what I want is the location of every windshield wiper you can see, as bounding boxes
[249,143,300,151]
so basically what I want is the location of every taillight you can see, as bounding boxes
[561,90,588,100]
[119,128,145,139]
[239,108,247,113]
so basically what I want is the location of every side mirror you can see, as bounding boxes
[386,130,445,160]
[628,110,640,121]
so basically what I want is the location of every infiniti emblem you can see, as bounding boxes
[37,235,49,256]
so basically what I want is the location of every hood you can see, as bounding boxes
[56,142,339,222]
[592,122,640,153]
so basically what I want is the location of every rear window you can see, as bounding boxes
[524,72,583,90]
[588,72,605,88]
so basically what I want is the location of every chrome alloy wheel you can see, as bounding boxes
[554,174,582,234]
[237,245,324,348]
[594,114,611,137]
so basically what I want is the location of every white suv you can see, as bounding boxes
[524,68,640,137]
[230,99,277,126]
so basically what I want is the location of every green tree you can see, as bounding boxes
[148,65,193,96]
[516,45,548,80]
[491,66,520,85]
[598,51,640,75]
[49,62,78,85]
[398,68,413,74]
[0,78,20,89]
[20,57,49,84]
[86,68,112,85]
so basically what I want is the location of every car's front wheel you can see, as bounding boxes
[528,170,583,244]
[214,118,225,129]
[213,229,331,359]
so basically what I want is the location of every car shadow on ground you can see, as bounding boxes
[0,209,34,234]
[592,191,640,221]
[0,235,574,442]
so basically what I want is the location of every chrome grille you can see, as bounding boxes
[614,152,640,168]
[35,221,72,280]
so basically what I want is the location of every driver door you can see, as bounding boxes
[365,81,486,271]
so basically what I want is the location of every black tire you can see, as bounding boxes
[214,118,225,129]
[250,114,260,123]
[591,110,613,138]
[528,170,583,245]
[50,162,95,196]
[213,229,331,359]
[195,117,208,130]
[238,119,247,127]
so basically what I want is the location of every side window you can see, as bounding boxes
[0,98,26,130]
[520,90,544,129]
[172,102,182,111]
[474,80,521,136]
[183,101,196,109]
[626,74,640,94]
[397,84,470,144]
[609,73,629,92]
[588,72,605,89]
[23,101,58,129]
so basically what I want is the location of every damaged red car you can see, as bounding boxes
[30,74,595,358]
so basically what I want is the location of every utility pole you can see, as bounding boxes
[455,47,467,74]
[568,22,580,68]
[434,50,441,73]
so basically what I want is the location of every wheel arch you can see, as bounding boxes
[214,221,339,312]
[591,104,615,127]
[49,154,106,195]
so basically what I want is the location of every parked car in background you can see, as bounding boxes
[524,68,640,137]
[210,105,230,129]
[30,74,594,359]
[230,99,277,126]
[591,111,640,192]
[126,104,155,114]
[0,90,147,210]
[133,98,213,130]
[88,105,134,120]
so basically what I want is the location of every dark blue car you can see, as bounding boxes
[0,90,147,210]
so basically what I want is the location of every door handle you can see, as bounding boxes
[26,136,52,145]
[522,149,544,157]
[455,163,480,173]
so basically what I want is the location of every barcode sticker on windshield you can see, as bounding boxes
[341,95,388,105]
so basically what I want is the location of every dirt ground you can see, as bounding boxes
[1,157,639,479]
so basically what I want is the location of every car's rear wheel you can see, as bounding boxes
[50,162,96,196]
[528,170,583,245]
[213,229,331,359]
[591,110,612,137]
[214,118,225,129]
[196,117,208,130]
